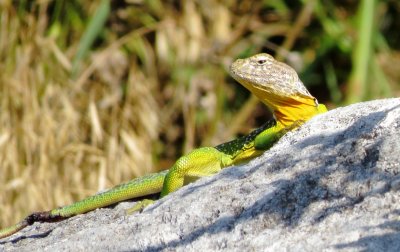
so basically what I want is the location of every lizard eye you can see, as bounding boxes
[254,54,274,65]
[257,59,267,65]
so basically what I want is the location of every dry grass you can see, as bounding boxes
[0,4,160,226]
[0,0,262,227]
[0,0,399,228]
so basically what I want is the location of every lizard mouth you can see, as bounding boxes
[229,64,253,83]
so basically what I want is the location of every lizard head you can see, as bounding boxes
[230,53,326,126]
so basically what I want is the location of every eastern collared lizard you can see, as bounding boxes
[0,53,327,239]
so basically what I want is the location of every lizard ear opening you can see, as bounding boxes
[314,98,319,107]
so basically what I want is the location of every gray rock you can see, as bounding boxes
[1,98,400,252]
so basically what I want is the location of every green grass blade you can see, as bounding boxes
[71,0,110,78]
[345,0,376,104]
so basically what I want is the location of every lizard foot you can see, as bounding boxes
[126,199,155,214]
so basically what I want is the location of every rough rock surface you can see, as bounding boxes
[1,98,400,252]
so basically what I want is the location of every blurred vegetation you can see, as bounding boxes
[0,0,399,227]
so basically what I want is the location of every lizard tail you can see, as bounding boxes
[0,171,168,240]
[0,220,28,239]
[0,211,64,239]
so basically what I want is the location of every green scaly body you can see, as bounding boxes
[0,53,327,239]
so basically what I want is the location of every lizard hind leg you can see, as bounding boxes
[126,147,232,214]
[160,147,233,197]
